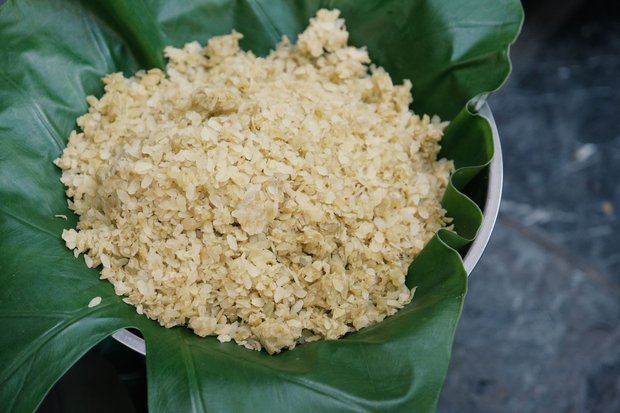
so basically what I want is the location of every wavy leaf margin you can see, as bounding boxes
[0,1,523,412]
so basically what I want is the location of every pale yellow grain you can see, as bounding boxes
[55,8,454,354]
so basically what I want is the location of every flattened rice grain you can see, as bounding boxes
[88,296,102,308]
[56,9,454,354]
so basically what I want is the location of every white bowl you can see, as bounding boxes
[112,101,503,355]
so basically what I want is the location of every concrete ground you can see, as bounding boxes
[439,0,620,411]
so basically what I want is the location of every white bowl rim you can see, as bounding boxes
[462,102,503,274]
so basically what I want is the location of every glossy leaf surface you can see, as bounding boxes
[0,1,522,412]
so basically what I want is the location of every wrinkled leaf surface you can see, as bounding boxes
[0,1,522,412]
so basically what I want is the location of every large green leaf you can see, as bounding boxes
[0,0,522,412]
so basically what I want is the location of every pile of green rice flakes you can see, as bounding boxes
[56,9,453,354]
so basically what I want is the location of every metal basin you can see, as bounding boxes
[113,102,503,355]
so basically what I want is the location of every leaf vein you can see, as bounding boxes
[245,0,282,42]
[0,301,116,386]
[0,311,70,319]
[180,331,208,412]
[80,10,116,72]
[0,205,59,239]
[186,342,368,411]
[0,69,64,152]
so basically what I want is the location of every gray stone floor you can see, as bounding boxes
[439,0,620,412]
